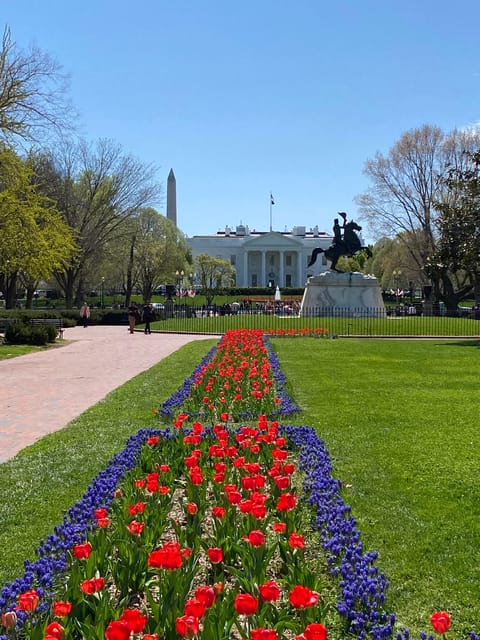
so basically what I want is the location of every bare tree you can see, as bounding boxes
[356,124,480,306]
[0,25,75,142]
[31,138,162,306]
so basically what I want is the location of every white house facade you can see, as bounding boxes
[186,225,334,288]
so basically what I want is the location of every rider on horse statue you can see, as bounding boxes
[307,212,370,272]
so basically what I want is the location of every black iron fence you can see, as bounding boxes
[150,305,480,338]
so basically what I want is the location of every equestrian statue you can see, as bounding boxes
[307,212,372,272]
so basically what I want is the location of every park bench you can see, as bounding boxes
[31,318,64,338]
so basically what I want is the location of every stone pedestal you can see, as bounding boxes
[299,271,385,317]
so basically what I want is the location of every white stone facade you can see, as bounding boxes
[186,225,334,288]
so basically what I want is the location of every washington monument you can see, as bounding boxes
[166,168,177,226]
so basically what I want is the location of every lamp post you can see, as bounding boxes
[175,270,184,295]
[101,277,105,309]
[392,269,402,307]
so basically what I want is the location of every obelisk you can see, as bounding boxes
[166,168,177,226]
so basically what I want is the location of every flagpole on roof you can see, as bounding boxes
[269,193,275,232]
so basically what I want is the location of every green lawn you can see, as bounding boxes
[148,313,480,338]
[0,344,45,360]
[0,337,478,637]
[273,338,480,636]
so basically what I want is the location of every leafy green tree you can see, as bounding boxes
[132,208,189,303]
[430,151,480,305]
[0,144,76,307]
[194,254,235,306]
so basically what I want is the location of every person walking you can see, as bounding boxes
[80,302,90,328]
[142,301,155,334]
[127,301,140,334]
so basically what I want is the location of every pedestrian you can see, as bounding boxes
[80,302,90,328]
[142,301,155,334]
[127,301,140,334]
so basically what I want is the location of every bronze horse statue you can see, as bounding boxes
[307,220,371,272]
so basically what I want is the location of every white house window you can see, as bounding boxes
[230,254,236,265]
[286,255,292,266]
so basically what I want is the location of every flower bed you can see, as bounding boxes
[0,330,463,640]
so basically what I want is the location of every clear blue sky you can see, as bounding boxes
[3,0,480,241]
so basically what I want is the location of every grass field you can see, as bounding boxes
[273,338,480,636]
[0,345,45,360]
[148,312,480,338]
[0,337,478,636]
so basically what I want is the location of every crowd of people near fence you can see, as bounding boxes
[191,299,301,317]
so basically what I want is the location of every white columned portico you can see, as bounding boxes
[297,251,303,286]
[244,251,249,287]
[279,251,284,288]
[261,252,266,287]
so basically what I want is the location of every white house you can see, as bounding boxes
[186,224,334,288]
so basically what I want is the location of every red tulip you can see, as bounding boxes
[184,598,206,619]
[97,517,110,528]
[80,577,105,594]
[148,541,183,570]
[303,623,328,640]
[251,629,278,640]
[274,475,290,490]
[234,593,258,615]
[251,503,267,518]
[105,620,131,640]
[187,502,198,515]
[72,542,92,560]
[44,621,65,639]
[259,580,281,602]
[119,608,147,633]
[127,520,144,535]
[207,547,223,564]
[288,532,305,549]
[175,614,200,638]
[128,501,146,515]
[289,585,319,609]
[276,492,297,512]
[430,611,451,634]
[245,529,265,547]
[52,601,72,617]
[195,585,216,608]
[17,589,39,612]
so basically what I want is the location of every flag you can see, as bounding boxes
[270,193,275,205]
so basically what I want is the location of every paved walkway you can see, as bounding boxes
[0,326,215,464]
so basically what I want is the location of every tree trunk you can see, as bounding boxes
[474,273,480,305]
[125,236,136,308]
[25,285,35,309]
[4,273,18,309]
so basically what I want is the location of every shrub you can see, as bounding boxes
[4,324,49,346]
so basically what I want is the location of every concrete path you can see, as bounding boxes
[0,326,215,464]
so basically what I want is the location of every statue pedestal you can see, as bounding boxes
[299,271,385,317]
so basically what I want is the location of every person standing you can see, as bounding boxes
[127,301,140,334]
[142,301,155,334]
[80,302,90,328]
